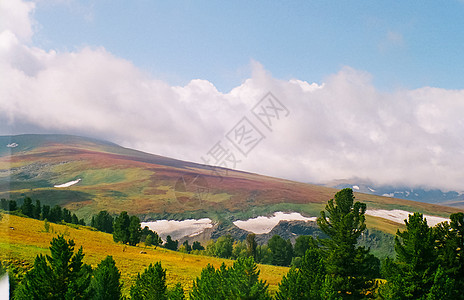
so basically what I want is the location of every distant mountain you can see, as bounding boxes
[0,134,461,238]
[325,180,464,208]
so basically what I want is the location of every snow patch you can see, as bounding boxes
[382,193,394,197]
[368,187,376,192]
[54,179,81,188]
[141,218,213,241]
[366,209,449,227]
[352,185,360,190]
[6,143,18,148]
[233,212,317,234]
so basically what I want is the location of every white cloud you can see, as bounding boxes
[2,1,464,192]
[0,0,35,41]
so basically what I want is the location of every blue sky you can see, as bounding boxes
[33,1,464,92]
[2,0,464,191]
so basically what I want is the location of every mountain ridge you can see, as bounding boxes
[0,134,461,237]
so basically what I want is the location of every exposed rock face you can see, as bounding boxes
[180,220,323,245]
[255,220,323,244]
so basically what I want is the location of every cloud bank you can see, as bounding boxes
[2,0,464,191]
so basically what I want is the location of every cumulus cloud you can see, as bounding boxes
[2,0,464,192]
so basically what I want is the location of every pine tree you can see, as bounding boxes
[92,211,114,233]
[190,257,271,300]
[246,233,258,259]
[33,199,41,220]
[128,215,141,246]
[192,241,204,251]
[276,248,330,300]
[268,235,293,266]
[317,188,379,298]
[168,283,185,300]
[130,262,168,300]
[382,213,437,299]
[42,205,50,221]
[165,236,178,251]
[90,256,122,300]
[14,235,91,299]
[113,211,130,244]
[49,205,62,223]
[435,212,464,294]
[21,197,34,218]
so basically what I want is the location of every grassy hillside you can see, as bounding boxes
[0,213,288,296]
[0,134,461,235]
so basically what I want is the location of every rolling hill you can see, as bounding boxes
[0,134,461,237]
[0,213,288,296]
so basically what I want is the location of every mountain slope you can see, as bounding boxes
[0,134,461,234]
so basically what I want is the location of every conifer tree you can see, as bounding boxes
[165,235,178,251]
[190,257,270,300]
[21,197,34,218]
[33,199,41,220]
[92,210,114,233]
[317,188,379,298]
[246,233,258,259]
[168,283,185,300]
[268,235,293,266]
[113,211,130,244]
[90,256,122,300]
[130,262,168,300]
[14,235,91,299]
[128,215,142,246]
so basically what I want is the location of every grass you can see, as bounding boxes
[0,214,289,297]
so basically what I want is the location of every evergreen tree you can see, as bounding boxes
[246,233,258,259]
[0,260,5,277]
[0,198,7,210]
[14,235,91,299]
[130,262,168,300]
[182,240,192,253]
[268,235,293,266]
[33,199,41,220]
[62,208,72,223]
[49,205,62,223]
[90,256,122,300]
[231,257,271,299]
[192,241,204,251]
[92,211,114,233]
[71,214,79,225]
[426,265,456,300]
[317,188,379,298]
[381,213,437,299]
[165,236,178,251]
[168,283,185,300]
[294,235,317,257]
[113,211,130,244]
[276,248,333,300]
[213,235,234,258]
[21,197,34,218]
[435,212,464,294]
[42,205,50,221]
[128,215,142,246]
[190,257,270,300]
[8,199,18,211]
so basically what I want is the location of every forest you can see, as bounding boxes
[1,188,463,299]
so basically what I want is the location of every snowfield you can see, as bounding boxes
[366,209,449,227]
[233,212,317,234]
[54,179,81,188]
[141,218,213,241]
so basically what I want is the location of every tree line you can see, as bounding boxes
[1,197,85,226]
[4,188,464,299]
